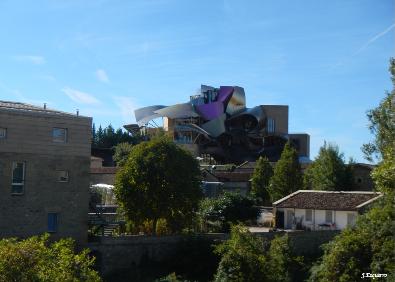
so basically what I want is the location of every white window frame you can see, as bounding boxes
[305,209,313,222]
[52,128,67,143]
[57,170,69,182]
[11,161,25,195]
[0,128,6,139]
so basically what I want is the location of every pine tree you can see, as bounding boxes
[304,142,354,191]
[251,156,273,205]
[268,142,303,202]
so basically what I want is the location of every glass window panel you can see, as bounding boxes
[47,213,58,232]
[12,162,24,184]
[305,209,312,221]
[0,128,6,139]
[325,210,332,223]
[52,128,67,143]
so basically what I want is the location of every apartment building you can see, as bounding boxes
[0,101,92,245]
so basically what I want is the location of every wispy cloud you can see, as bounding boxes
[113,96,140,123]
[354,23,395,55]
[95,69,110,83]
[62,87,100,105]
[13,55,46,65]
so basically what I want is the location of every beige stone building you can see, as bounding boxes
[0,101,92,245]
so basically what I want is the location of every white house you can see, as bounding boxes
[273,190,382,231]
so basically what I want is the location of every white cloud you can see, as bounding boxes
[62,87,100,105]
[95,69,110,83]
[14,55,46,65]
[355,23,395,55]
[113,96,139,123]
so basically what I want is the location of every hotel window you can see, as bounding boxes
[0,128,6,139]
[52,128,67,143]
[11,162,25,194]
[47,213,58,233]
[267,118,275,133]
[305,209,313,222]
[325,210,333,223]
[57,170,69,182]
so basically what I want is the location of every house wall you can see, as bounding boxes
[280,208,358,230]
[0,110,91,246]
[262,105,288,135]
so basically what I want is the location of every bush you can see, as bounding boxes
[0,234,101,282]
[198,192,259,232]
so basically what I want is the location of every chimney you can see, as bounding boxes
[76,109,79,116]
[43,103,47,110]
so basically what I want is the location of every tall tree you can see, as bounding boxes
[304,142,354,191]
[114,136,203,235]
[268,142,303,202]
[251,156,273,205]
[362,58,395,162]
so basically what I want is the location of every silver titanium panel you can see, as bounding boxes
[154,102,199,119]
[201,113,226,137]
[135,105,167,125]
[225,86,246,115]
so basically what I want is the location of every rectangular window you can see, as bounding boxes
[347,213,357,227]
[47,213,58,233]
[305,209,312,222]
[0,128,6,139]
[267,118,275,133]
[52,128,67,143]
[11,162,25,194]
[325,210,333,223]
[57,170,69,182]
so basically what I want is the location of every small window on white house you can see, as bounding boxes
[12,162,25,194]
[325,210,333,223]
[347,213,357,227]
[57,170,69,182]
[305,209,312,221]
[0,128,6,139]
[52,128,67,143]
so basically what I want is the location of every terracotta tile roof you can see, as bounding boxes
[273,190,382,211]
[90,167,119,174]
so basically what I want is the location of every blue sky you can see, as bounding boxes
[0,0,393,162]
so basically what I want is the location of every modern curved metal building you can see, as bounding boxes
[130,85,310,164]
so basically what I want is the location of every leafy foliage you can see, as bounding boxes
[251,156,273,205]
[362,58,395,162]
[114,136,203,235]
[214,225,267,282]
[0,234,101,282]
[113,142,134,166]
[304,142,354,191]
[268,142,303,202]
[214,225,304,282]
[198,192,259,232]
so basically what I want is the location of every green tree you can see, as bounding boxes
[266,235,304,282]
[214,225,267,282]
[362,58,395,162]
[113,142,134,166]
[304,142,354,191]
[114,136,203,235]
[251,156,273,205]
[309,59,395,282]
[0,234,101,282]
[198,192,259,232]
[268,142,303,202]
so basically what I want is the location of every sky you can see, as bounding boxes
[0,0,394,162]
